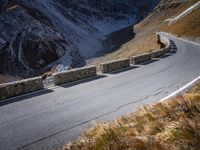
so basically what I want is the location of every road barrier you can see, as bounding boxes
[53,66,97,85]
[157,34,171,52]
[99,59,130,73]
[157,34,169,45]
[151,49,166,58]
[131,53,151,64]
[165,44,171,53]
[0,77,43,101]
[0,33,173,101]
[152,33,172,57]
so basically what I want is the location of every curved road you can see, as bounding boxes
[0,33,200,150]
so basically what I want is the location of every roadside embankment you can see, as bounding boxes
[63,82,200,150]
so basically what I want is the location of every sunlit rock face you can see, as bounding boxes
[0,0,160,77]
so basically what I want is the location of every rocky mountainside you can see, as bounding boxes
[0,0,160,77]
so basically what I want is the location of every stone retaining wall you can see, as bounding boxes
[155,33,171,55]
[0,77,43,101]
[99,59,130,73]
[151,49,166,58]
[53,66,97,85]
[0,33,172,101]
[131,53,151,64]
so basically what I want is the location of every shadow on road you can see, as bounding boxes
[160,53,173,58]
[170,40,178,53]
[140,59,159,65]
[108,66,139,74]
[60,75,107,88]
[0,89,54,106]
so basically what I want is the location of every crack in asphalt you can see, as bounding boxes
[152,81,179,95]
[15,81,180,150]
[5,33,194,150]
[16,95,151,150]
[0,45,179,128]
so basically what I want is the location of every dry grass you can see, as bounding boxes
[63,82,200,150]
[164,8,200,39]
[88,0,200,65]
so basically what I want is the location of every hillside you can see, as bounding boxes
[0,0,160,80]
[88,0,200,65]
[164,1,200,42]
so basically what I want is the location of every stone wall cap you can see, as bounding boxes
[152,49,165,53]
[100,58,130,65]
[53,65,97,76]
[0,76,42,87]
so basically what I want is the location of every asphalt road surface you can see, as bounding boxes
[0,33,200,150]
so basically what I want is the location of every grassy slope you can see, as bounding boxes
[88,0,200,65]
[63,82,200,150]
[165,8,200,41]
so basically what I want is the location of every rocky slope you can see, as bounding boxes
[0,0,160,77]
